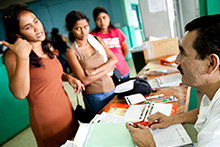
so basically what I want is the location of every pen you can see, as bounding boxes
[128,122,139,128]
[146,94,164,99]
[162,96,178,102]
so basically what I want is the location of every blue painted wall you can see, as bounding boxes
[0,0,126,40]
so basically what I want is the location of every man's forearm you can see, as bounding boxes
[173,108,199,124]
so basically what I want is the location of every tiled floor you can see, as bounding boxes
[2,57,197,146]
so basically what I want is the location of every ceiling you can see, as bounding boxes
[0,0,38,11]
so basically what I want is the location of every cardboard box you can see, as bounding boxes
[143,37,179,63]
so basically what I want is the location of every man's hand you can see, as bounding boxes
[126,123,156,147]
[148,112,174,129]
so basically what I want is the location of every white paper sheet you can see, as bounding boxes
[148,0,167,13]
[124,104,149,122]
[151,124,192,147]
[124,93,146,105]
[145,103,172,122]
[147,73,182,89]
[61,140,74,147]
[73,123,91,147]
[114,80,135,93]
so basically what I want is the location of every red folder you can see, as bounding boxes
[160,54,177,66]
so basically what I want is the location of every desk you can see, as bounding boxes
[103,64,190,115]
[72,64,191,143]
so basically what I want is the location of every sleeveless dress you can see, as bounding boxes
[27,57,79,147]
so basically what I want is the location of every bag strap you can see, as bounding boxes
[94,35,98,41]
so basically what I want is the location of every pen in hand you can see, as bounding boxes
[128,122,139,128]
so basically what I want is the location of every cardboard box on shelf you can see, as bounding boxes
[143,37,179,64]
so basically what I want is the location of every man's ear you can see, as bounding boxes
[207,54,219,74]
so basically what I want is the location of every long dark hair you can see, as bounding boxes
[65,10,90,42]
[2,3,53,67]
[91,6,115,33]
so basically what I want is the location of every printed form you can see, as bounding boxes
[151,123,192,147]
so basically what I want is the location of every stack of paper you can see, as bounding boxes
[147,73,182,89]
[72,103,191,147]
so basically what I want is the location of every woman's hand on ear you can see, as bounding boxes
[0,38,32,59]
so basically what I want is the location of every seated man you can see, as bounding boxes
[126,14,220,147]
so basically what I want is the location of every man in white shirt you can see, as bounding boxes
[126,14,220,147]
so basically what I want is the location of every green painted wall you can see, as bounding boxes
[188,87,198,111]
[199,0,220,16]
[120,26,132,59]
[0,57,29,145]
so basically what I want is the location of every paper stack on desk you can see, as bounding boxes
[147,73,182,89]
[73,103,191,147]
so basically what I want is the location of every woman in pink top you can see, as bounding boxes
[91,6,130,84]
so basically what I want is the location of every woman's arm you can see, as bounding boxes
[1,39,32,99]
[121,40,129,58]
[66,48,114,86]
[62,73,85,93]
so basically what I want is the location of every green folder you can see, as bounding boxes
[84,122,135,147]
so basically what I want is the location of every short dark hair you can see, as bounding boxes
[185,14,220,60]
[65,10,89,42]
[51,28,59,37]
